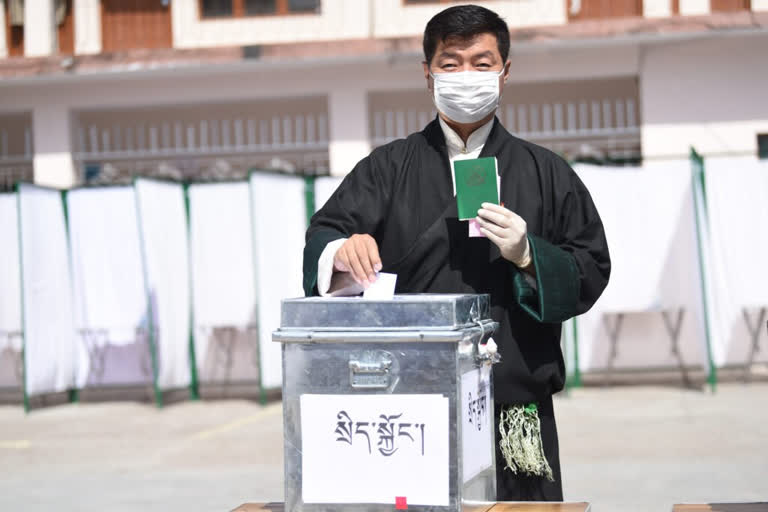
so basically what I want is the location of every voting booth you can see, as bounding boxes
[274,294,499,511]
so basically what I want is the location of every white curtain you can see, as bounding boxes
[704,156,768,366]
[188,182,258,383]
[18,185,87,396]
[67,187,151,387]
[314,176,344,212]
[250,173,307,390]
[573,162,708,372]
[135,179,191,390]
[0,194,23,389]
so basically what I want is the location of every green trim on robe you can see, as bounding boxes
[512,234,580,324]
[303,228,345,296]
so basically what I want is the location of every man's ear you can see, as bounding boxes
[422,61,433,91]
[502,60,511,84]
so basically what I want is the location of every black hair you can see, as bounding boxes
[423,4,510,65]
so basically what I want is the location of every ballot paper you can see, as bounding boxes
[363,272,397,300]
[468,218,485,238]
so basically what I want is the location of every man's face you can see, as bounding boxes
[423,32,510,97]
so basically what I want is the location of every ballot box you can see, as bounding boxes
[274,294,500,512]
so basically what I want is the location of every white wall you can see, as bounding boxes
[679,0,710,16]
[0,61,423,111]
[644,0,672,17]
[372,0,567,39]
[172,0,370,48]
[753,0,768,12]
[506,45,639,83]
[641,34,768,159]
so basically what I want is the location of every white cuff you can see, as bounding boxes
[317,238,347,296]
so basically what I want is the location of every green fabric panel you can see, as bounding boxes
[513,234,580,324]
[303,228,345,296]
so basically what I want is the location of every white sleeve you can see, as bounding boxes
[317,238,356,296]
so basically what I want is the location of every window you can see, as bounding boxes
[758,134,768,160]
[287,0,321,12]
[200,0,320,18]
[567,0,643,21]
[404,0,472,3]
[710,0,751,12]
[202,0,232,17]
[245,0,276,15]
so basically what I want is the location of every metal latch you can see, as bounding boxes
[349,352,394,389]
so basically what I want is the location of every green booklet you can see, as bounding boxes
[453,156,499,220]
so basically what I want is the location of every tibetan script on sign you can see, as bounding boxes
[334,411,426,456]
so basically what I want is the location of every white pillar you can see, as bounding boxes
[0,1,8,58]
[74,0,102,55]
[644,0,672,17]
[25,0,57,57]
[679,0,710,16]
[327,88,371,177]
[32,105,76,189]
[171,0,194,48]
[753,0,768,12]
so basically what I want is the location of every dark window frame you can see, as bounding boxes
[758,134,768,160]
[402,0,497,4]
[199,0,321,19]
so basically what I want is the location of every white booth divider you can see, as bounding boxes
[20,157,761,401]
[188,182,259,384]
[704,157,768,368]
[135,179,191,391]
[18,185,87,396]
[573,162,709,377]
[314,176,344,213]
[0,193,23,389]
[250,172,307,390]
[67,187,152,387]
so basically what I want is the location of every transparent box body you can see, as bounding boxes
[275,294,499,512]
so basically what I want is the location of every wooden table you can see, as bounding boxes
[673,505,768,512]
[232,503,591,512]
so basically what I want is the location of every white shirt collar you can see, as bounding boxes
[438,116,495,157]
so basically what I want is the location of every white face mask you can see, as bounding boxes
[431,69,504,124]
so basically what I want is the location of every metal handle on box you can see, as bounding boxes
[272,321,499,344]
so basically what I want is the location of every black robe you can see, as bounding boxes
[303,117,610,405]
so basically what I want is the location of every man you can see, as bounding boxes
[303,4,610,502]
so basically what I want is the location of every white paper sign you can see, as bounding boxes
[461,366,493,482]
[300,393,449,506]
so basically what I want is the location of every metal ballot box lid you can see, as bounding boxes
[275,294,499,512]
[277,293,492,334]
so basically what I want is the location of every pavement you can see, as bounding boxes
[0,383,766,512]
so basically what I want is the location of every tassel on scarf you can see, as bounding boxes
[498,403,554,481]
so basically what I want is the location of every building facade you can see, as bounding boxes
[0,0,767,190]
